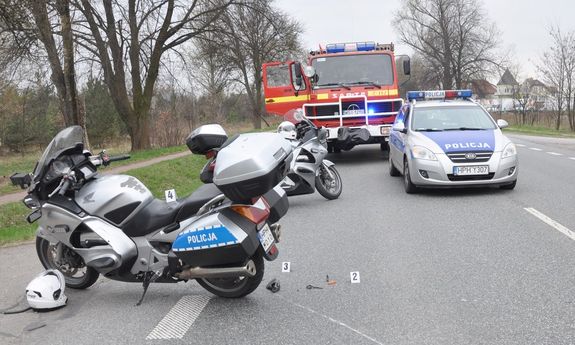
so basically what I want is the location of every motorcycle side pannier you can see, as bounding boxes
[186,124,228,155]
[213,133,293,202]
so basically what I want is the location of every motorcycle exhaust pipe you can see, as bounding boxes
[175,260,256,280]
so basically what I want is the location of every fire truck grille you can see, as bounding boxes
[305,98,402,127]
[304,104,339,117]
[368,100,403,114]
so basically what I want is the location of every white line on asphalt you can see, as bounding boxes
[146,295,211,340]
[278,295,384,345]
[547,152,563,156]
[570,157,575,161]
[529,147,543,151]
[524,208,575,242]
[515,144,526,147]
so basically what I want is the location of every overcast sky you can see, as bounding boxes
[275,0,575,83]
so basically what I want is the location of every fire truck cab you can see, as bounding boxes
[263,41,410,152]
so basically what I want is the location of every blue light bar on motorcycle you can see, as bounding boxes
[406,90,473,101]
[326,42,376,53]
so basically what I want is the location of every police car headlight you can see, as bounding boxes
[502,143,517,159]
[411,146,437,161]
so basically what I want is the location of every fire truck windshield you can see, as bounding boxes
[311,54,393,89]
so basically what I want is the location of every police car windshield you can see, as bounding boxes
[312,54,393,88]
[411,106,496,131]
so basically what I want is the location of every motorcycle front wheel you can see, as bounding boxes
[315,164,342,200]
[36,237,100,289]
[196,252,264,298]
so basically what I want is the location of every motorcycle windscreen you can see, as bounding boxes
[263,61,310,116]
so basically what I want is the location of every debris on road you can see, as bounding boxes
[266,278,280,293]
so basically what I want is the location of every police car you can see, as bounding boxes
[389,90,518,193]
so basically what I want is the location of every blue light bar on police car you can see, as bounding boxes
[326,41,376,54]
[406,90,473,101]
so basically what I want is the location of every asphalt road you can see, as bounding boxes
[1,133,575,345]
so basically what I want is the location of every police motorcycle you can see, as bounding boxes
[10,125,291,300]
[276,110,342,200]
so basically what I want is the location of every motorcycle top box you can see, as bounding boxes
[213,133,293,202]
[186,124,228,155]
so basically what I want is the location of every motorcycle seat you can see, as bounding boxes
[121,183,223,237]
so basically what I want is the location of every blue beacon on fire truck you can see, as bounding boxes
[388,90,518,193]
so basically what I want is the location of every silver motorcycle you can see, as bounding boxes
[11,125,291,301]
[277,112,343,200]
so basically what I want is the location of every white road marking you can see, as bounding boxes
[547,152,563,156]
[524,208,575,242]
[529,147,543,151]
[278,295,384,345]
[570,157,575,161]
[146,295,211,340]
[515,144,526,147]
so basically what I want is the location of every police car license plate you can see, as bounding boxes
[257,224,274,252]
[453,165,489,175]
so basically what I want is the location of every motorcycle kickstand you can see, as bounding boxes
[136,271,158,306]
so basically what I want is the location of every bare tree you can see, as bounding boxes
[0,0,85,131]
[513,84,530,125]
[74,0,233,150]
[394,0,502,89]
[537,26,572,130]
[190,32,233,121]
[198,0,302,129]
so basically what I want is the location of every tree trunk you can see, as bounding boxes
[29,0,84,131]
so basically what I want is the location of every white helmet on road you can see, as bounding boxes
[277,121,296,140]
[26,270,68,310]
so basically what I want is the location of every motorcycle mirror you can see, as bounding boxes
[293,110,304,122]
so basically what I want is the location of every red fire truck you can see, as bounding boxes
[263,41,410,152]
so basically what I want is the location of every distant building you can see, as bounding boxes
[521,78,550,110]
[495,69,519,111]
[466,79,497,110]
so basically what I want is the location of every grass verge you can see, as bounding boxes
[0,153,207,246]
[504,125,575,138]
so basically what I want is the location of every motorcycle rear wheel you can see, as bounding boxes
[36,237,100,289]
[196,252,264,298]
[315,164,342,200]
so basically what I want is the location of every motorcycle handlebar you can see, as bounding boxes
[107,154,131,163]
[58,179,71,196]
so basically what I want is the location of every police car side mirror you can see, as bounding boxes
[497,119,508,129]
[392,123,407,134]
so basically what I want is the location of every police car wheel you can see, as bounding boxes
[389,156,400,177]
[403,158,418,194]
[500,180,517,190]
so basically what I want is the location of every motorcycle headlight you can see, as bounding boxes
[502,143,517,159]
[318,128,328,144]
[411,146,437,161]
